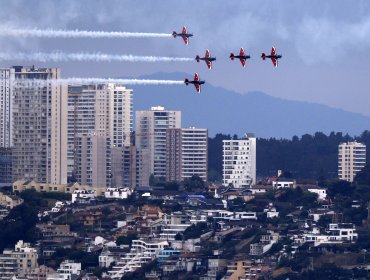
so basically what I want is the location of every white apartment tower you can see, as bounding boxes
[166,127,208,182]
[136,106,181,183]
[0,68,14,148]
[338,141,366,182]
[12,66,67,184]
[67,84,132,186]
[223,133,256,188]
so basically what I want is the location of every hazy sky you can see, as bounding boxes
[1,0,370,116]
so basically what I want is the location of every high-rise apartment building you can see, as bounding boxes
[338,141,366,182]
[166,127,208,182]
[12,66,67,184]
[222,133,256,188]
[136,106,181,183]
[0,68,14,148]
[67,84,132,186]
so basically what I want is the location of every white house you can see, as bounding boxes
[71,190,97,203]
[105,187,132,199]
[272,179,296,189]
[307,188,327,201]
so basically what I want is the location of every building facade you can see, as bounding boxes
[338,141,366,182]
[12,66,67,184]
[222,133,256,188]
[67,84,132,186]
[136,106,181,183]
[0,68,14,148]
[166,127,208,182]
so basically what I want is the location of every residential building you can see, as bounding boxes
[109,240,169,279]
[0,240,38,280]
[0,148,12,186]
[104,187,132,199]
[27,266,55,280]
[222,133,256,188]
[136,106,181,183]
[74,134,111,188]
[0,192,23,209]
[0,68,14,148]
[12,66,67,185]
[166,127,208,182]
[67,84,132,184]
[338,141,366,182]
[46,260,81,280]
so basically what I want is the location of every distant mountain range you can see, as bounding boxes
[129,72,370,138]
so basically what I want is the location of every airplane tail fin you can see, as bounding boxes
[172,32,177,38]
[230,53,234,60]
[261,53,266,60]
[195,55,200,62]
[184,78,189,85]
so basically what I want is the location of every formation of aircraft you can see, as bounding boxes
[261,47,282,68]
[184,72,205,93]
[230,48,250,67]
[174,27,285,92]
[195,49,216,70]
[172,26,193,45]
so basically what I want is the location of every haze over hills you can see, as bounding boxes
[130,72,370,138]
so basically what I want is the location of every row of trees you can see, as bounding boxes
[208,130,370,181]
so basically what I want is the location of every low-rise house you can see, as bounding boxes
[71,190,96,204]
[303,223,358,247]
[307,188,327,201]
[46,260,81,280]
[99,246,129,268]
[105,187,132,200]
[0,193,23,209]
[272,178,296,189]
[37,224,77,257]
[26,265,55,280]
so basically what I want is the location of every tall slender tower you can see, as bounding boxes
[338,141,366,182]
[0,68,15,148]
[12,66,67,184]
[222,133,256,188]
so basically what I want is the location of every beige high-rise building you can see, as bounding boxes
[166,127,208,182]
[136,106,181,184]
[67,84,132,186]
[12,66,67,184]
[338,141,366,182]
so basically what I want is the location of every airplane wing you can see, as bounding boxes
[205,49,210,58]
[182,26,187,34]
[182,37,189,45]
[194,84,201,93]
[240,58,246,67]
[194,73,199,81]
[271,57,278,68]
[240,48,245,56]
[271,47,276,56]
[206,60,212,70]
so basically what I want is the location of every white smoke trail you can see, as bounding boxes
[0,27,172,38]
[0,52,193,62]
[13,77,184,86]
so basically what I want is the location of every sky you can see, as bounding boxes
[0,0,370,116]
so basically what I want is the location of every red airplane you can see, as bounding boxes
[230,48,251,67]
[184,73,205,93]
[172,26,193,45]
[195,49,216,70]
[261,47,282,67]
